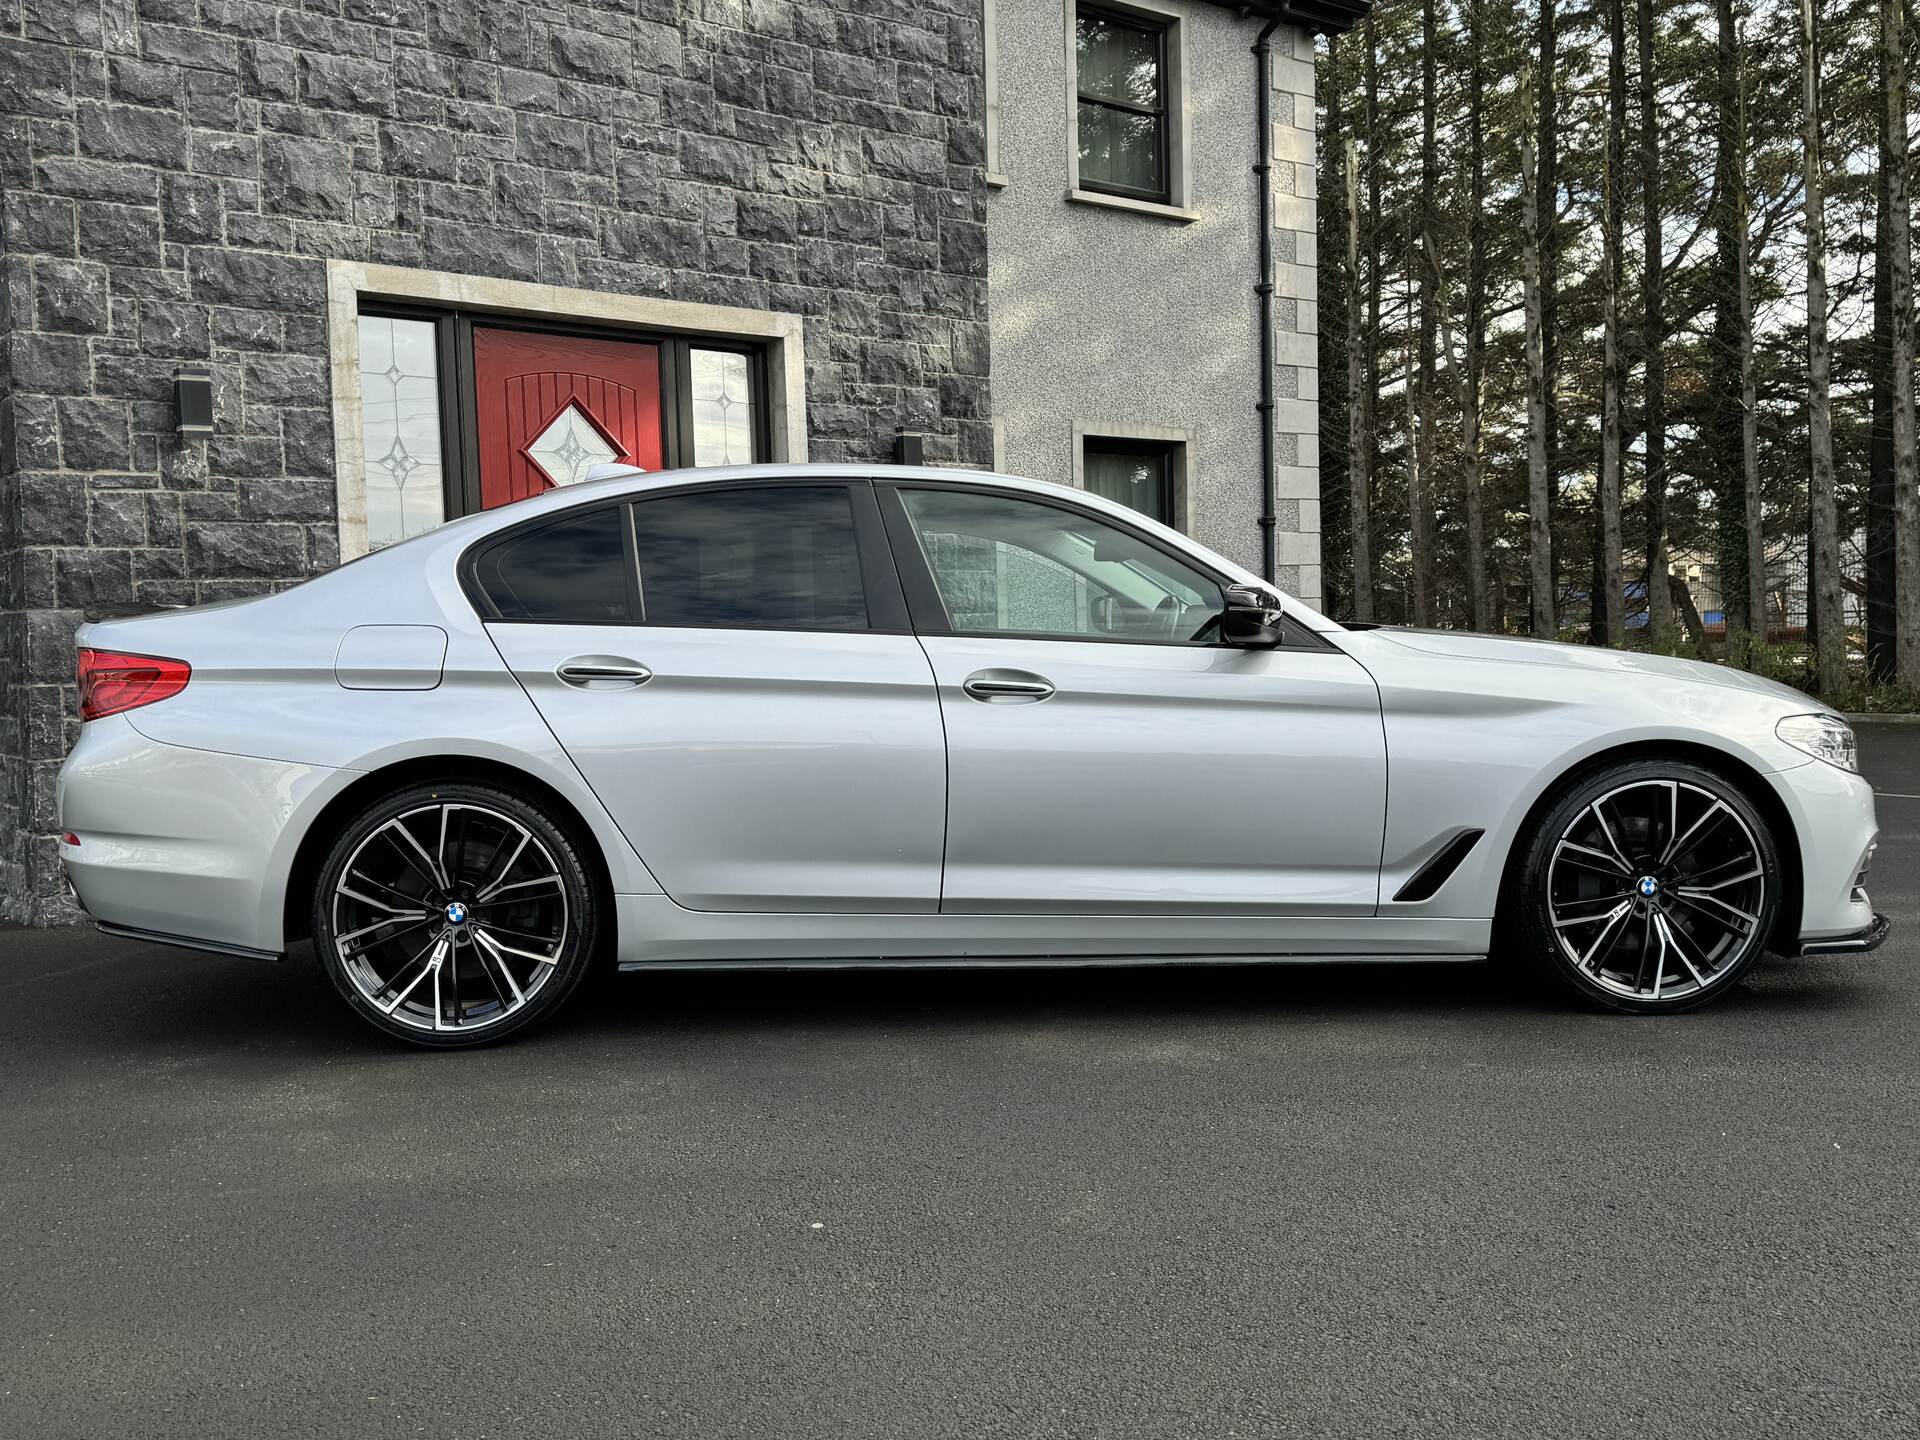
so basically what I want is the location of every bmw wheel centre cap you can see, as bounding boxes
[1636,876,1660,900]
[445,900,469,926]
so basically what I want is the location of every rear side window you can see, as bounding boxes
[472,506,630,623]
[632,486,868,631]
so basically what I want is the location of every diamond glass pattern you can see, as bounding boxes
[525,403,621,488]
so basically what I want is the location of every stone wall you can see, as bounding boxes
[0,0,994,922]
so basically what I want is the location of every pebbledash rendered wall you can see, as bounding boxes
[986,1,1321,599]
[0,0,996,923]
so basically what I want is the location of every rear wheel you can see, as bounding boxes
[1510,759,1781,1013]
[311,781,599,1047]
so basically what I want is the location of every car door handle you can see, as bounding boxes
[556,656,653,688]
[962,670,1055,703]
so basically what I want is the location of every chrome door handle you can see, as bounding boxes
[557,657,652,688]
[962,671,1055,702]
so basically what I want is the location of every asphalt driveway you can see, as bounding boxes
[3,729,1916,1438]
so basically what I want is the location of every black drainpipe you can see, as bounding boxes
[1252,14,1282,584]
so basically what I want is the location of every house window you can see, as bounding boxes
[1083,437,1177,527]
[689,348,757,466]
[352,309,769,549]
[357,315,449,550]
[1075,5,1170,203]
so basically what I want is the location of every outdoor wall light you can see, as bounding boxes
[893,430,925,466]
[174,364,214,439]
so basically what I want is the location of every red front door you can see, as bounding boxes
[472,328,664,510]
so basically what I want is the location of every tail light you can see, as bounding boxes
[77,649,191,721]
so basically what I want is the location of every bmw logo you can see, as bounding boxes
[445,901,469,925]
[1636,876,1660,899]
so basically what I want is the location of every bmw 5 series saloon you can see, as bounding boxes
[58,464,1887,1046]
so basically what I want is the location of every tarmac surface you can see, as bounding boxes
[3,727,1916,1438]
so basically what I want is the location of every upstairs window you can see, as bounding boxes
[1083,438,1177,528]
[1075,6,1170,203]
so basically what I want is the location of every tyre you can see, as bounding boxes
[311,780,600,1047]
[1508,758,1781,1014]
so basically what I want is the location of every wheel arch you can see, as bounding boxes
[1494,739,1803,953]
[282,754,617,948]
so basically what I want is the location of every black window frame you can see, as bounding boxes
[460,478,912,635]
[356,303,774,526]
[1074,4,1172,205]
[1081,435,1179,528]
[874,479,1327,651]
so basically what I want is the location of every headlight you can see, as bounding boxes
[1776,713,1858,773]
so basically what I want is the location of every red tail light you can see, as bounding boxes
[77,649,191,721]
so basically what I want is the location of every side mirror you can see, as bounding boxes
[1220,584,1285,649]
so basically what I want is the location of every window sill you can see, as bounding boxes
[1066,187,1199,223]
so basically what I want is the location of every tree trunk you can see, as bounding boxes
[1425,228,1486,636]
[1465,0,1489,632]
[1521,67,1554,637]
[1639,0,1672,640]
[1537,0,1559,580]
[1410,0,1437,628]
[1804,0,1844,696]
[1404,257,1425,626]
[1870,106,1897,682]
[1737,47,1764,652]
[1887,0,1920,686]
[1346,136,1372,622]
[1363,11,1383,626]
[1712,0,1750,660]
[1670,575,1711,659]
[1599,0,1626,648]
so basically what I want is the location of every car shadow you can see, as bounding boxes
[6,937,1886,1068]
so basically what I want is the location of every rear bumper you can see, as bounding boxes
[57,715,339,955]
[1797,912,1892,957]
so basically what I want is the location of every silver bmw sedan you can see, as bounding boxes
[57,464,1886,1046]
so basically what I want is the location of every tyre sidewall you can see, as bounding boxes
[1512,759,1781,1014]
[310,780,599,1047]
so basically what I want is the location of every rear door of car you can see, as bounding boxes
[474,480,947,913]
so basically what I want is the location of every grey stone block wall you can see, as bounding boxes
[0,0,995,923]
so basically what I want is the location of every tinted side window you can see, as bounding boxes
[473,507,630,623]
[899,488,1223,643]
[633,486,868,631]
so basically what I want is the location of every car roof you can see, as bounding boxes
[472,461,1198,547]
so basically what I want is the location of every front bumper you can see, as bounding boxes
[1766,759,1881,946]
[1798,912,1892,957]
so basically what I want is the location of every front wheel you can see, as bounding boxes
[1510,759,1782,1013]
[311,781,600,1047]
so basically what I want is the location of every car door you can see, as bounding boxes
[476,481,947,913]
[881,482,1387,916]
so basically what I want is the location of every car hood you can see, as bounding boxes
[1357,627,1832,711]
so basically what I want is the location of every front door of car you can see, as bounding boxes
[881,483,1387,915]
[478,482,947,913]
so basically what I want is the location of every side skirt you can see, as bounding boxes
[621,953,1489,972]
[612,894,1496,969]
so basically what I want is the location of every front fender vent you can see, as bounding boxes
[1392,829,1485,903]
